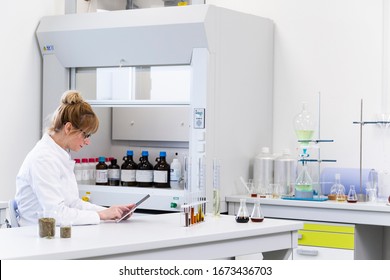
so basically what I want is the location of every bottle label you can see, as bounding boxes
[170,168,181,181]
[154,170,168,183]
[108,169,120,180]
[136,170,153,182]
[96,170,108,183]
[121,170,136,182]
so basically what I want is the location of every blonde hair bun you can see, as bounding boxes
[61,90,84,105]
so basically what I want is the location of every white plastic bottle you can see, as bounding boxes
[274,149,297,196]
[88,158,96,185]
[74,159,82,184]
[170,156,182,189]
[81,158,90,185]
[253,147,274,194]
[170,155,182,181]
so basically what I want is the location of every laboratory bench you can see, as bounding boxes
[0,213,302,260]
[0,201,7,228]
[226,195,390,260]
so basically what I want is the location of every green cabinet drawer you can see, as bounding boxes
[298,223,354,250]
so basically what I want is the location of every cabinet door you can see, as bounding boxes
[112,107,189,142]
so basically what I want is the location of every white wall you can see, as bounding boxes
[0,1,65,201]
[1,0,389,201]
[207,0,388,176]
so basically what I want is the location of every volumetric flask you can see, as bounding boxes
[250,200,264,222]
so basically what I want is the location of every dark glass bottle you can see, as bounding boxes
[108,158,120,186]
[153,151,171,188]
[121,150,138,186]
[136,151,153,187]
[95,156,108,185]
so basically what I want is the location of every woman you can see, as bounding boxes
[15,90,134,226]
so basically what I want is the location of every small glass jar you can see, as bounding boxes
[38,210,56,238]
[60,221,72,238]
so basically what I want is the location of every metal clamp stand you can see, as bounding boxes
[352,99,390,201]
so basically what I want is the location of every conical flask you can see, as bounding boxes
[294,102,315,151]
[347,185,358,203]
[250,200,264,222]
[235,198,249,223]
[295,162,313,199]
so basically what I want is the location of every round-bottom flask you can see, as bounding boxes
[250,200,264,222]
[235,198,249,223]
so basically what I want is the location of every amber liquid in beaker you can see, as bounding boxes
[250,217,264,222]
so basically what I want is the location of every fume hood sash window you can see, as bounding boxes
[90,65,190,105]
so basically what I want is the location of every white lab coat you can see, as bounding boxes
[15,133,105,226]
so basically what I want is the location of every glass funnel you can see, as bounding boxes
[235,198,249,223]
[250,200,264,222]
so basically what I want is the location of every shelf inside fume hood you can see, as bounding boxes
[78,185,184,212]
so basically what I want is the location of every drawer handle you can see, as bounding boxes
[296,249,318,256]
[297,233,302,240]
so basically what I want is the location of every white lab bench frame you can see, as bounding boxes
[0,213,302,260]
[0,201,7,228]
[226,196,390,260]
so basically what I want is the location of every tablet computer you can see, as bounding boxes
[116,194,150,223]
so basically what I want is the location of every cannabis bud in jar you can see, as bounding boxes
[39,217,56,238]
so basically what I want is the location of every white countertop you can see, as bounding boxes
[0,213,302,260]
[226,195,390,226]
[0,201,7,208]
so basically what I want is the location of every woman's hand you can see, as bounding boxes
[98,204,135,221]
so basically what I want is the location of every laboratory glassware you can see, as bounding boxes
[121,150,138,186]
[328,173,345,201]
[294,102,316,155]
[235,198,249,223]
[365,182,377,202]
[295,161,313,199]
[250,200,264,222]
[153,151,171,188]
[347,185,358,203]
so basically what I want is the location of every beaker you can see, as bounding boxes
[347,185,358,203]
[366,182,377,203]
[250,200,264,222]
[235,198,249,223]
[295,162,313,199]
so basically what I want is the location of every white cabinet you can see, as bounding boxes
[293,246,354,260]
[292,221,355,260]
